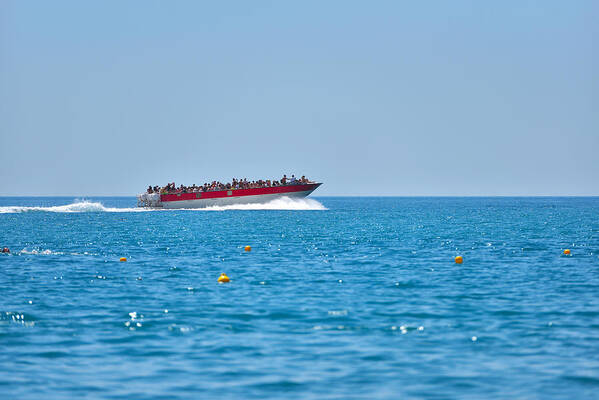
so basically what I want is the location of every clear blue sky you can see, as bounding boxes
[1,1,597,196]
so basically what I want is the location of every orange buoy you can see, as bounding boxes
[563,249,571,255]
[455,256,463,264]
[244,245,251,252]
[218,273,230,283]
[119,257,127,262]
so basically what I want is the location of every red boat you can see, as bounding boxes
[137,182,322,209]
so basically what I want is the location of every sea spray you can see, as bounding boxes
[200,197,326,211]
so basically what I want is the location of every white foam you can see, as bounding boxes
[199,197,326,211]
[19,249,59,255]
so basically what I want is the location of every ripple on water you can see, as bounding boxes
[1,312,36,327]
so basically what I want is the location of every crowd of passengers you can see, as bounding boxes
[147,175,313,194]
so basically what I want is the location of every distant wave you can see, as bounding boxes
[0,197,326,213]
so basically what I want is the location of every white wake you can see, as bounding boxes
[0,197,326,213]
[0,200,144,214]
[200,197,326,211]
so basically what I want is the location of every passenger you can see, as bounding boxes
[152,174,317,194]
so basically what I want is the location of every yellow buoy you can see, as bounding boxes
[563,249,571,255]
[120,257,127,262]
[455,256,463,264]
[244,245,251,252]
[218,273,230,283]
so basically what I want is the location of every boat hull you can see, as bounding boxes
[139,183,322,209]
[162,189,316,209]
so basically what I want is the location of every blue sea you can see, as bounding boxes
[1,196,598,399]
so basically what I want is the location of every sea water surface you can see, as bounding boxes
[1,196,598,399]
